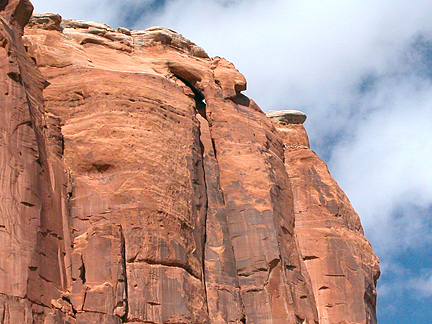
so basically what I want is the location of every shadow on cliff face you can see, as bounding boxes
[0,1,7,11]
[174,72,207,117]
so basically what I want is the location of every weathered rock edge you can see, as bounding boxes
[0,6,379,324]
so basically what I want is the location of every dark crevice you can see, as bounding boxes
[169,70,209,285]
[38,274,53,283]
[79,257,86,284]
[171,73,206,117]
[126,252,138,264]
[200,163,210,318]
[91,163,113,173]
[319,286,330,290]
[147,301,160,306]
[130,258,200,280]
[264,258,280,286]
[295,315,306,324]
[195,103,210,320]
[60,132,65,156]
[7,71,22,84]
[325,274,346,277]
[20,201,35,207]
[243,287,264,293]
[281,225,292,235]
[61,295,77,315]
[0,1,8,11]
[12,120,32,134]
[211,138,217,159]
[119,227,129,322]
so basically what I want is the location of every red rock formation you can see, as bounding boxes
[0,5,379,323]
[268,111,380,324]
[0,2,72,323]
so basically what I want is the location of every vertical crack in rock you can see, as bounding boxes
[118,227,129,321]
[265,136,320,324]
[169,72,246,322]
[195,98,211,322]
[196,58,319,323]
[68,224,128,322]
[198,113,246,323]
[166,54,320,323]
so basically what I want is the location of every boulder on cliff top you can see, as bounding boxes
[266,110,307,124]
[27,13,62,30]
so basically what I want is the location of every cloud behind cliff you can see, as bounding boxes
[30,0,432,322]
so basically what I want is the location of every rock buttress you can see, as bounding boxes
[268,111,380,324]
[0,3,73,323]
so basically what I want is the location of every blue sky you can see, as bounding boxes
[31,1,432,322]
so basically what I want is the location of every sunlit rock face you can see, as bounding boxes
[0,5,379,323]
[268,111,380,324]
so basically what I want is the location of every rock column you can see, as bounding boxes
[268,110,380,324]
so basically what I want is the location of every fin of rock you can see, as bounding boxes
[0,8,379,323]
[267,110,380,324]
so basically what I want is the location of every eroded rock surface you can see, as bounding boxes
[0,3,72,323]
[268,111,380,324]
[0,8,379,323]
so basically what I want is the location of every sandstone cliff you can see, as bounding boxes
[0,4,379,323]
[268,112,380,324]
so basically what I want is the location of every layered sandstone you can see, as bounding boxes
[268,111,380,324]
[0,1,72,322]
[0,5,379,323]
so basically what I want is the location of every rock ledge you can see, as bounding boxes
[27,13,209,58]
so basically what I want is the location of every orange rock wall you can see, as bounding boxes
[0,1,72,322]
[0,5,379,323]
[273,122,380,324]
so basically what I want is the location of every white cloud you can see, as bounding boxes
[31,0,154,27]
[329,74,432,255]
[378,263,432,299]
[409,270,432,297]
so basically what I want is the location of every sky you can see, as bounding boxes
[31,1,432,322]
